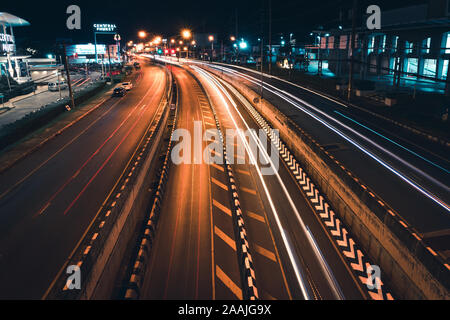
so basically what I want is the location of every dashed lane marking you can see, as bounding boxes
[253,243,277,262]
[236,169,250,176]
[213,199,232,217]
[211,177,228,191]
[214,226,237,251]
[211,163,225,172]
[37,202,51,216]
[246,211,265,223]
[216,265,243,300]
[240,187,257,195]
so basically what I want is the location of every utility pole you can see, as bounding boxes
[260,1,265,100]
[445,57,450,96]
[235,8,238,44]
[57,69,61,100]
[347,0,358,101]
[107,46,112,79]
[63,44,75,110]
[268,0,272,75]
[1,63,11,92]
[235,8,239,64]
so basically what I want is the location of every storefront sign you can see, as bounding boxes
[0,33,14,43]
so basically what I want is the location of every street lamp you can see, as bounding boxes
[138,31,147,53]
[138,31,147,39]
[182,29,191,40]
[208,35,214,61]
[181,29,192,59]
[154,36,162,44]
[114,34,121,63]
[239,40,247,49]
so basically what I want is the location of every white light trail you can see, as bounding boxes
[193,65,345,300]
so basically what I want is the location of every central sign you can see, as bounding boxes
[93,24,117,33]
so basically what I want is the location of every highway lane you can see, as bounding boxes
[140,66,243,300]
[197,63,450,258]
[0,62,167,299]
[191,66,366,300]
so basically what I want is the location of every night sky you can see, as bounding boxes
[2,0,428,54]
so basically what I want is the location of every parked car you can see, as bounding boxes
[48,81,68,92]
[133,62,141,69]
[113,87,127,97]
[121,82,133,91]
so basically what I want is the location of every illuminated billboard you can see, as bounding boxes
[67,44,106,56]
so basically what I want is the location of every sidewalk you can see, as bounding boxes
[0,72,101,129]
[0,82,118,173]
[0,68,135,173]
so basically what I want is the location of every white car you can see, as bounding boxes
[121,82,133,91]
[48,81,68,91]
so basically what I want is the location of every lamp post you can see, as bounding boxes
[63,44,75,110]
[181,29,192,59]
[138,31,147,53]
[209,35,214,62]
[114,34,121,63]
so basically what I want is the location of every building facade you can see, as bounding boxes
[320,1,450,92]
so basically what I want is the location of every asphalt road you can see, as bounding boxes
[141,66,243,300]
[0,61,167,299]
[141,63,367,300]
[198,63,450,260]
[191,65,366,300]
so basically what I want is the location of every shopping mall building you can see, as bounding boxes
[0,12,33,84]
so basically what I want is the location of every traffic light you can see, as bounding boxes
[164,49,169,55]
